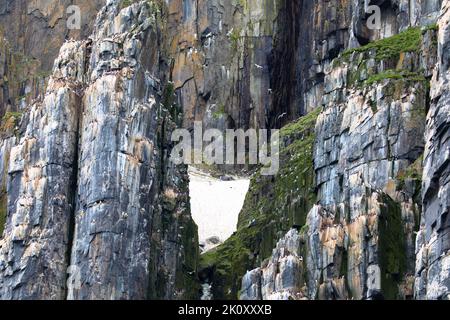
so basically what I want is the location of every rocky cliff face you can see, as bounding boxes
[167,0,279,131]
[0,1,198,300]
[240,229,306,300]
[166,0,443,130]
[238,0,448,301]
[415,1,450,300]
[0,0,449,300]
[0,0,104,117]
[239,25,437,300]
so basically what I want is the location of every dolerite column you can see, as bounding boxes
[0,41,87,300]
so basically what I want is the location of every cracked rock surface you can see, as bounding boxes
[0,1,198,300]
[0,0,449,300]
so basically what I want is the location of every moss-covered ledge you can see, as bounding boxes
[199,108,321,299]
[332,25,438,89]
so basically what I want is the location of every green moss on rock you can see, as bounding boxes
[365,70,426,86]
[199,108,321,299]
[397,155,423,192]
[176,216,201,299]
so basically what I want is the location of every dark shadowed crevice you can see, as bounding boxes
[64,93,83,300]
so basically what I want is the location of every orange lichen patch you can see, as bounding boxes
[396,52,405,70]
[385,179,398,199]
[164,188,178,200]
[346,215,367,299]
[1,115,17,132]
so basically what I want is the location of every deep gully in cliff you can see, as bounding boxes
[64,41,93,300]
[188,166,250,299]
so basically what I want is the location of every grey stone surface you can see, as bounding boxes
[0,0,104,117]
[415,0,450,300]
[0,0,199,300]
[239,0,446,301]
[0,40,86,299]
[0,0,448,301]
[240,229,305,300]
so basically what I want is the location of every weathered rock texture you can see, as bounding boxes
[0,1,198,300]
[0,0,449,301]
[0,0,104,117]
[167,0,443,130]
[305,26,436,300]
[167,0,278,131]
[0,0,105,243]
[238,0,448,301]
[415,1,450,300]
[0,39,85,299]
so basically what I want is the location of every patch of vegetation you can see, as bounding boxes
[342,27,422,61]
[397,155,423,184]
[299,224,309,236]
[397,154,424,204]
[0,190,6,236]
[378,194,407,300]
[162,82,182,124]
[2,111,22,121]
[422,23,438,33]
[162,82,175,107]
[228,28,242,52]
[336,26,438,89]
[369,99,378,113]
[119,0,141,9]
[365,70,426,86]
[119,0,164,12]
[200,108,321,299]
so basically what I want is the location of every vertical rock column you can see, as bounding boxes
[0,41,88,299]
[415,0,450,300]
[68,1,199,300]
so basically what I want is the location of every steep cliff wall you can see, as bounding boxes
[0,0,105,244]
[0,0,198,300]
[305,25,436,300]
[238,1,446,301]
[415,1,450,300]
[0,0,448,301]
[166,0,443,131]
[0,0,104,117]
[167,0,279,131]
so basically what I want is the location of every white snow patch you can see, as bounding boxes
[188,167,250,249]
